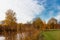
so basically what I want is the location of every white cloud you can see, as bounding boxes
[55,12,60,22]
[0,0,44,23]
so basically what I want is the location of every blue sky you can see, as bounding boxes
[35,0,60,22]
[0,0,60,23]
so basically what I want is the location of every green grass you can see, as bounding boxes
[42,30,60,40]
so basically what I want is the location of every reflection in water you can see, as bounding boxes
[17,33,22,40]
[17,33,27,40]
[0,29,31,40]
[0,36,5,40]
[4,31,17,40]
[0,33,26,40]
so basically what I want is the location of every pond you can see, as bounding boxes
[0,36,5,40]
[0,33,27,40]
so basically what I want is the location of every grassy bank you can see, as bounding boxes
[42,30,60,40]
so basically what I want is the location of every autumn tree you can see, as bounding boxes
[33,17,44,30]
[47,17,57,29]
[4,9,17,30]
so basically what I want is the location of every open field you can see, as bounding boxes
[42,30,60,40]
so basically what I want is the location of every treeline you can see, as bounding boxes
[0,9,60,40]
[0,9,60,34]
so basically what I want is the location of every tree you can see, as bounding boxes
[47,18,57,29]
[4,9,17,30]
[33,18,44,30]
[47,23,55,29]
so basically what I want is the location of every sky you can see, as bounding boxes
[0,0,60,23]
